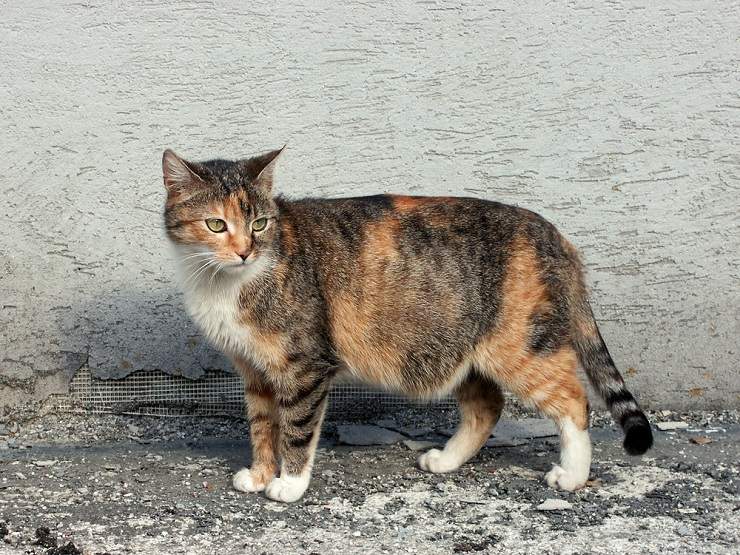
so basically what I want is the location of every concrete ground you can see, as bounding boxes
[1,409,739,555]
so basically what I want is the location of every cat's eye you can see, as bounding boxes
[205,218,227,233]
[251,217,268,232]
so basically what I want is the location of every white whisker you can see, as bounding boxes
[180,252,214,261]
[183,258,218,288]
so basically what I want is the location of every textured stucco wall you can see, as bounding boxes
[1,0,738,411]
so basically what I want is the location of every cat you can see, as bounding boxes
[162,147,653,503]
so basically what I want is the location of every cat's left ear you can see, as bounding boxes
[162,149,206,192]
[247,146,286,193]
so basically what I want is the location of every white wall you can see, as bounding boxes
[1,0,738,410]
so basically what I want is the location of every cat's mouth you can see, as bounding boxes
[225,253,259,271]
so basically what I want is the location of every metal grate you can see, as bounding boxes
[50,367,454,419]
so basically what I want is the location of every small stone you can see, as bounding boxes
[656,421,689,431]
[386,425,434,438]
[337,425,405,446]
[485,437,527,448]
[676,524,692,537]
[55,541,82,554]
[689,436,712,445]
[508,466,540,480]
[494,418,558,439]
[33,460,57,467]
[402,440,439,452]
[34,526,57,548]
[536,499,573,511]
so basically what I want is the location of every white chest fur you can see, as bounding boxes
[175,254,279,369]
[182,275,253,360]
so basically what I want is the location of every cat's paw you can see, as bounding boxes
[264,473,309,503]
[418,448,459,473]
[544,465,586,491]
[233,468,269,493]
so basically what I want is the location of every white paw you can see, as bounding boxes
[418,448,459,474]
[545,465,586,491]
[264,474,309,503]
[233,468,267,493]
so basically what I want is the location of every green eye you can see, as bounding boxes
[252,217,268,232]
[205,218,227,233]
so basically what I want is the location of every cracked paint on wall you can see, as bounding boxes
[1,0,738,410]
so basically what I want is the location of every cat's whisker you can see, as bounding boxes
[208,261,225,291]
[180,252,215,261]
[183,258,217,287]
[194,259,220,283]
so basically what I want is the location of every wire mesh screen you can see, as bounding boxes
[51,367,455,419]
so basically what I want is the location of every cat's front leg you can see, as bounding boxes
[233,362,279,493]
[265,365,332,503]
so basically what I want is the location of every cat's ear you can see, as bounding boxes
[162,149,205,197]
[246,146,285,193]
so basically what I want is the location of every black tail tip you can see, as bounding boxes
[622,413,654,456]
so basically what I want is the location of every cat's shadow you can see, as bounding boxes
[58,287,231,381]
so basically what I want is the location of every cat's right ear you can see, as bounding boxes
[162,149,205,200]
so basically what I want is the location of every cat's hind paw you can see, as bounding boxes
[264,473,309,503]
[544,465,586,492]
[418,448,460,473]
[233,468,268,493]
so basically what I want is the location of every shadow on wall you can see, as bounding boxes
[57,288,232,381]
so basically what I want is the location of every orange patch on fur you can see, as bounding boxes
[390,195,456,212]
[223,192,251,256]
[330,216,407,389]
[250,329,289,373]
[473,235,588,429]
[279,219,297,255]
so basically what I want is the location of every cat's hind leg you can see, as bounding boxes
[505,348,591,491]
[419,372,505,473]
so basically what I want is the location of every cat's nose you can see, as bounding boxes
[237,252,249,261]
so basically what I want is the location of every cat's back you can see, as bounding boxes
[278,193,557,259]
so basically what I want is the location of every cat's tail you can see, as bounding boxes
[571,301,654,456]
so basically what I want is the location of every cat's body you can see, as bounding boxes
[163,148,653,503]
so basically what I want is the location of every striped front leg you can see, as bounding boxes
[264,365,332,503]
[232,362,279,493]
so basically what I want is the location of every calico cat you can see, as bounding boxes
[162,147,653,503]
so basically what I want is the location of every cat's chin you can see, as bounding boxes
[223,263,250,274]
[221,256,270,281]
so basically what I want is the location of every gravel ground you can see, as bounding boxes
[1,409,739,554]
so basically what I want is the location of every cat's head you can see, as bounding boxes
[162,148,283,283]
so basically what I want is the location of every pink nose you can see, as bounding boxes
[236,251,249,261]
